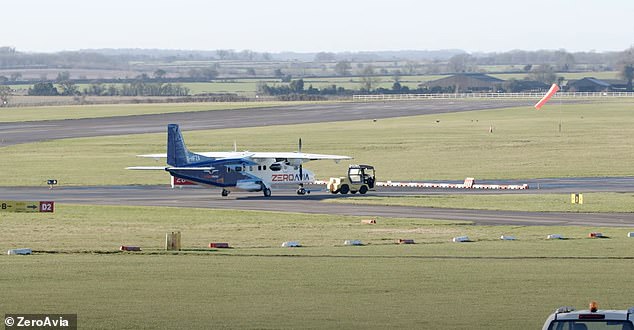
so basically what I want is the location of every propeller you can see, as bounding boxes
[298,138,303,180]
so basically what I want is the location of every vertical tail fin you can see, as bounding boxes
[167,124,213,166]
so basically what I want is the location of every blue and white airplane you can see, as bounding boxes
[128,124,351,197]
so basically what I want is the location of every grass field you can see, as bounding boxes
[327,193,634,213]
[1,204,633,329]
[3,255,633,329]
[0,101,330,122]
[1,101,633,186]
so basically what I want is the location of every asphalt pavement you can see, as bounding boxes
[1,185,633,227]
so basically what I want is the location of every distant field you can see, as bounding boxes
[143,71,621,95]
[1,204,633,329]
[6,78,421,97]
[327,193,634,213]
[174,77,436,95]
[1,101,632,186]
[491,71,620,81]
[0,101,331,122]
[7,71,618,97]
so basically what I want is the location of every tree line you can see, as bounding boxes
[257,78,466,96]
[28,81,189,96]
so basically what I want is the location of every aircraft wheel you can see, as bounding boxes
[339,185,349,194]
[263,188,272,197]
[359,185,368,194]
[221,189,230,197]
[297,188,307,195]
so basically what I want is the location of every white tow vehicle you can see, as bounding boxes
[542,302,634,330]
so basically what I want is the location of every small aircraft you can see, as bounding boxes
[127,124,351,197]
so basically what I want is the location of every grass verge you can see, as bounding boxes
[1,204,633,329]
[326,192,634,213]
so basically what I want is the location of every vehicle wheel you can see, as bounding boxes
[359,185,368,194]
[339,185,349,194]
[221,189,230,197]
[297,187,306,195]
[263,188,272,197]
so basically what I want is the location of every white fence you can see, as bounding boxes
[352,92,634,101]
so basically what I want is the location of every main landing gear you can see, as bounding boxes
[260,182,272,197]
[296,184,310,195]
[221,189,230,197]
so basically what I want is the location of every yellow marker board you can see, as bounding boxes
[570,194,584,205]
[0,200,55,213]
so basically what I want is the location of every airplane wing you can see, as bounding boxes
[126,166,217,171]
[137,151,350,162]
[249,152,351,161]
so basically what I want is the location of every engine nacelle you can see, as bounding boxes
[287,159,304,167]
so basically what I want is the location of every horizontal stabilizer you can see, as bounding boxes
[126,166,167,170]
[137,153,166,158]
[127,166,215,171]
[167,167,215,171]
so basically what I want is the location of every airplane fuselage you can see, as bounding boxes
[168,158,315,193]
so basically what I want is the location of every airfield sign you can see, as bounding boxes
[1,200,55,213]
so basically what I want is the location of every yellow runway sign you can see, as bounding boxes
[1,200,55,213]
[571,193,584,205]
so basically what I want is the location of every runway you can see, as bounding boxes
[0,100,533,146]
[2,99,632,226]
[2,184,633,227]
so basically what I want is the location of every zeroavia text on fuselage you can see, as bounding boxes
[127,124,351,197]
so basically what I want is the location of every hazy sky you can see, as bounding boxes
[4,0,633,53]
